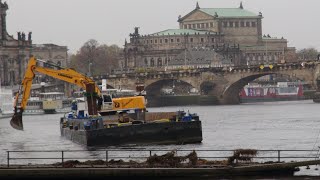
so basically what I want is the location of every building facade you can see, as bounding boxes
[0,1,68,86]
[121,2,296,70]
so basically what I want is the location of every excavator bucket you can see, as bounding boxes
[10,108,24,131]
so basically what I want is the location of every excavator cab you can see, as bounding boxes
[102,94,113,110]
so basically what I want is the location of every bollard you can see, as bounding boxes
[62,151,64,167]
[7,151,9,167]
[106,151,108,166]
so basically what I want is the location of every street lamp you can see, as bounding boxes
[88,62,92,77]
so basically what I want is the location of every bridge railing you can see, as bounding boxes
[95,60,320,79]
[5,149,320,167]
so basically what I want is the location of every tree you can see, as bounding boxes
[68,39,122,76]
[297,48,319,60]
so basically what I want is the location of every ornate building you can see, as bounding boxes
[121,2,296,70]
[0,1,68,86]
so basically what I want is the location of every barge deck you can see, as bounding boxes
[60,110,202,146]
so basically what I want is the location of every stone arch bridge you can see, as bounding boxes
[94,62,320,105]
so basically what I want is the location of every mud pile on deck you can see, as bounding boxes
[52,149,261,168]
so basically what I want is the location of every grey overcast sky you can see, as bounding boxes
[5,0,320,54]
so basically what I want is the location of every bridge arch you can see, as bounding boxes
[221,70,314,104]
[145,79,196,96]
[222,73,275,104]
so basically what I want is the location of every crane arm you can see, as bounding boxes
[15,56,101,111]
[11,56,101,130]
[33,66,101,96]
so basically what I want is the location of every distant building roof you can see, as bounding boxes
[32,43,68,49]
[150,29,214,36]
[200,8,258,18]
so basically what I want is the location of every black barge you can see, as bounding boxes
[60,110,202,146]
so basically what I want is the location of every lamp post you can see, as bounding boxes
[88,62,92,77]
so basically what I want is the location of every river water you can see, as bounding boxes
[0,100,320,177]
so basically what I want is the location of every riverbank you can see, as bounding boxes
[0,160,319,179]
[2,148,320,178]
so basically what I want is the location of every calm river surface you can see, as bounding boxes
[1,100,320,176]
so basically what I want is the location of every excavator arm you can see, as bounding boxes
[11,56,147,131]
[11,56,101,130]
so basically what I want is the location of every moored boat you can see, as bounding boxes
[15,92,72,115]
[239,82,305,103]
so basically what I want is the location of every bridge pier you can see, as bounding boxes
[219,96,240,105]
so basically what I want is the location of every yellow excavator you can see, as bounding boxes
[10,55,146,130]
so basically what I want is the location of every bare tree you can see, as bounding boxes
[297,48,319,60]
[68,39,122,76]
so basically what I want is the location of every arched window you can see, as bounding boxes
[157,58,162,66]
[144,58,148,66]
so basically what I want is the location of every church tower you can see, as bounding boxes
[0,0,8,40]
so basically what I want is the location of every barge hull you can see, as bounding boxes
[60,121,202,146]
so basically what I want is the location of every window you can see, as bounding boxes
[240,21,245,27]
[193,24,196,28]
[201,23,205,28]
[188,24,192,29]
[223,22,227,27]
[160,39,162,43]
[144,58,148,66]
[184,25,187,29]
[206,23,209,28]
[212,38,215,43]
[177,38,180,43]
[197,24,200,28]
[235,22,239,28]
[229,22,233,27]
[150,40,153,44]
[190,38,193,42]
[201,38,204,43]
[210,22,214,27]
[155,40,157,44]
[251,22,256,27]
[146,40,149,44]
[165,39,168,43]
[246,22,250,27]
[171,39,174,43]
[157,58,162,66]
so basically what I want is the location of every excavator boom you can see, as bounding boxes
[10,56,147,131]
[10,56,100,130]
